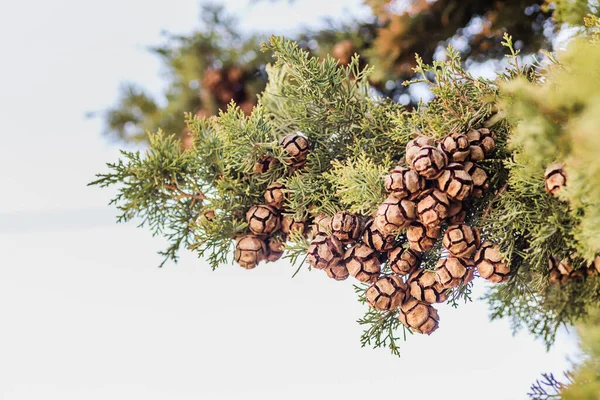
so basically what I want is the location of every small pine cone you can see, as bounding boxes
[311,214,332,237]
[557,257,585,281]
[307,235,344,270]
[325,264,350,281]
[344,244,381,283]
[442,224,480,259]
[365,275,407,311]
[384,166,425,200]
[417,189,449,226]
[475,241,510,283]
[331,211,362,243]
[463,161,489,198]
[406,136,436,165]
[265,239,285,262]
[544,162,567,196]
[447,201,467,224]
[436,163,474,201]
[389,247,421,276]
[246,205,281,236]
[439,132,470,162]
[594,256,600,274]
[411,146,448,179]
[374,196,417,235]
[398,297,440,335]
[407,222,441,252]
[466,128,496,161]
[264,182,286,209]
[586,256,600,277]
[253,155,278,174]
[362,219,397,252]
[435,255,474,288]
[408,269,448,304]
[234,235,267,269]
[281,215,307,236]
[279,133,310,166]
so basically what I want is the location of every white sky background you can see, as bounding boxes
[0,1,581,399]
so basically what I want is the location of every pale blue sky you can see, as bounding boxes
[0,1,579,399]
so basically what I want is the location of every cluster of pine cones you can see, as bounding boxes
[543,163,600,283]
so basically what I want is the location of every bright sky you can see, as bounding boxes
[0,1,581,399]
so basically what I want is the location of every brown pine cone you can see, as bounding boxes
[279,134,310,167]
[281,215,307,236]
[307,235,344,270]
[436,163,474,201]
[442,224,480,259]
[407,222,441,252]
[463,161,489,198]
[362,219,397,252]
[398,297,440,335]
[264,182,286,209]
[234,235,267,269]
[365,275,407,311]
[439,132,470,162]
[388,247,421,276]
[411,146,448,179]
[384,166,425,200]
[466,128,496,161]
[447,201,467,224]
[435,255,474,288]
[374,196,417,235]
[330,211,362,244]
[406,136,436,165]
[265,239,285,262]
[311,214,332,237]
[344,244,381,283]
[417,189,449,226]
[253,155,278,174]
[325,264,350,281]
[544,162,567,196]
[408,269,448,304]
[475,241,510,283]
[246,205,281,236]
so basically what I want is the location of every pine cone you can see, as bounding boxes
[436,163,474,201]
[408,269,449,304]
[307,235,344,270]
[389,247,421,276]
[253,155,278,174]
[594,256,600,274]
[417,189,449,226]
[281,215,307,236]
[463,161,489,198]
[325,264,350,281]
[435,255,474,288]
[544,162,567,196]
[279,133,310,167]
[447,201,467,225]
[406,136,436,165]
[362,219,397,252]
[407,221,441,252]
[332,39,354,65]
[375,196,417,235]
[384,166,425,200]
[398,297,440,335]
[557,256,585,281]
[331,211,362,243]
[475,241,510,283]
[365,275,407,311]
[234,235,267,269]
[439,132,470,162]
[411,146,448,179]
[265,239,285,262]
[442,224,480,259]
[246,205,281,236]
[312,214,332,237]
[466,128,495,161]
[264,182,286,209]
[344,244,381,283]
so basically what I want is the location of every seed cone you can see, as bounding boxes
[365,275,407,311]
[398,297,440,335]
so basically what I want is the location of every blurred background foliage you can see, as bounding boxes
[99,0,598,146]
